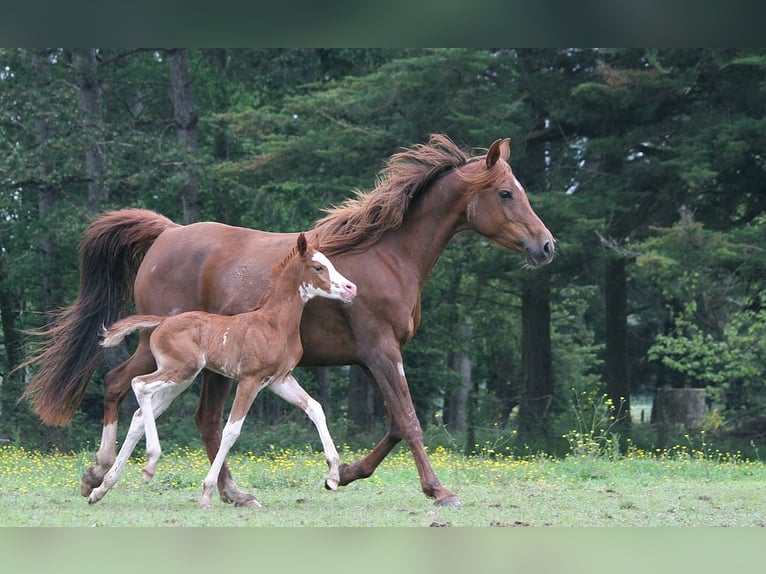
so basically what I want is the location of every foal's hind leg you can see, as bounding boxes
[270,375,341,490]
[135,374,196,481]
[81,341,156,497]
[88,402,148,503]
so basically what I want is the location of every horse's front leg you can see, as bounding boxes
[341,349,460,507]
[270,375,341,490]
[81,343,156,497]
[197,370,259,507]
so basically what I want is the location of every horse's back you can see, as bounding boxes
[135,222,299,316]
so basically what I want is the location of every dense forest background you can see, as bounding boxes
[1,48,765,457]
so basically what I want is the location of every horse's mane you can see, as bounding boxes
[313,134,503,256]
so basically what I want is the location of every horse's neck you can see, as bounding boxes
[388,173,469,283]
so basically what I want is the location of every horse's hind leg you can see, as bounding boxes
[81,340,156,497]
[197,370,259,507]
[270,375,341,490]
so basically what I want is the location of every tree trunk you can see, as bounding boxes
[604,256,631,429]
[314,367,332,415]
[517,272,554,443]
[654,388,706,446]
[167,48,200,223]
[445,322,472,433]
[31,50,62,312]
[347,365,375,431]
[0,287,23,374]
[71,48,106,206]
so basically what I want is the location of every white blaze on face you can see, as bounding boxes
[511,173,524,193]
[300,251,355,302]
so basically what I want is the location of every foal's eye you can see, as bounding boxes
[313,265,324,272]
[498,190,513,200]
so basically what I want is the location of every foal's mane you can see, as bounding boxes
[253,243,302,310]
[313,134,506,255]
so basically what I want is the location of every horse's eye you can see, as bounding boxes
[498,190,512,200]
[313,265,324,272]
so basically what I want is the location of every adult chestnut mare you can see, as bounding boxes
[23,135,555,507]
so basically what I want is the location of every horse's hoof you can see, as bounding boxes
[141,468,154,482]
[325,478,339,491]
[435,495,461,508]
[220,485,258,507]
[230,493,261,507]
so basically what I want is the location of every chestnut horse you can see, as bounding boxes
[22,135,554,507]
[88,233,357,507]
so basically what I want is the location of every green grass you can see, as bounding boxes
[1,443,764,527]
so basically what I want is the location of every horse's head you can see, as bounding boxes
[462,138,555,267]
[297,233,357,303]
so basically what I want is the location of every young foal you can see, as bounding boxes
[87,233,357,508]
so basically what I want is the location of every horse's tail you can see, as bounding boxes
[101,315,165,348]
[19,209,179,426]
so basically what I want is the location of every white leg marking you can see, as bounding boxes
[271,375,341,490]
[88,408,146,503]
[200,417,256,508]
[140,378,194,480]
[94,421,118,468]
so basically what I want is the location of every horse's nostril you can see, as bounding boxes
[542,240,552,256]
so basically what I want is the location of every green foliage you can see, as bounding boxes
[4,48,766,455]
[648,301,766,403]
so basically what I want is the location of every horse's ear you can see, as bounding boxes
[297,232,307,256]
[486,138,511,168]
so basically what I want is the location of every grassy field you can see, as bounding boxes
[1,442,764,527]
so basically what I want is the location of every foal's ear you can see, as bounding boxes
[486,138,511,168]
[297,232,308,256]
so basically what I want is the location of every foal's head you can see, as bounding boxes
[294,233,357,303]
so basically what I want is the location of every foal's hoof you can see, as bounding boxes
[325,478,339,491]
[80,467,105,497]
[140,467,155,482]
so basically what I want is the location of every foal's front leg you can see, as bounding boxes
[200,376,263,509]
[270,374,341,490]
[197,371,260,507]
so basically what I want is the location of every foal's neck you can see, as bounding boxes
[255,257,309,324]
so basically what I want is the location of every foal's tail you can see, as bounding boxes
[20,209,179,426]
[101,315,165,348]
